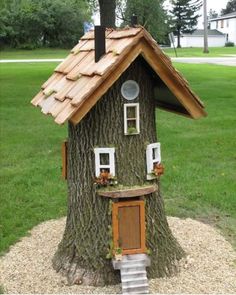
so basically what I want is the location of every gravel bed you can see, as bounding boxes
[0,217,236,294]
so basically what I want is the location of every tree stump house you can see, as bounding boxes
[31,26,206,288]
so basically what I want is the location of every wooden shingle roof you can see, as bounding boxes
[31,27,206,125]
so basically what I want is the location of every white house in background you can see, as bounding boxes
[209,11,236,44]
[171,29,226,48]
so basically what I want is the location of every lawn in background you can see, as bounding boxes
[0,61,235,255]
[0,62,67,254]
[0,48,69,59]
[0,46,235,60]
[163,46,236,57]
[157,63,236,247]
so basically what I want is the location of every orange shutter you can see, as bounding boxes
[62,140,68,180]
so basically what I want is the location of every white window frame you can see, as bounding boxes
[94,147,115,177]
[124,103,140,135]
[146,142,161,179]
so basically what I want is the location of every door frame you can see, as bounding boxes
[112,200,146,255]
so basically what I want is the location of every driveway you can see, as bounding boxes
[171,57,236,66]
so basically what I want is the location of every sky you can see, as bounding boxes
[93,0,230,27]
[164,0,229,28]
[164,0,229,13]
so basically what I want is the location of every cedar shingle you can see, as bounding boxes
[41,73,61,89]
[70,75,101,106]
[50,98,71,118]
[31,91,45,106]
[54,81,75,101]
[40,94,57,115]
[54,101,76,125]
[62,51,88,74]
[107,28,141,39]
[43,74,64,96]
[68,75,100,103]
[31,26,206,125]
[66,52,95,80]
[79,52,119,76]
[66,76,92,99]
[108,37,136,55]
[78,40,95,51]
[55,54,75,73]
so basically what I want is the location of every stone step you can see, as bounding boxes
[120,260,147,269]
[120,266,147,275]
[121,269,146,275]
[123,254,148,261]
[122,283,149,294]
[122,279,148,288]
[112,254,150,294]
[112,254,150,270]
[123,290,149,295]
[121,273,147,282]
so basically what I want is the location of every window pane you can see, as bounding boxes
[127,119,137,129]
[152,148,159,160]
[127,106,136,119]
[100,153,110,165]
[152,148,155,160]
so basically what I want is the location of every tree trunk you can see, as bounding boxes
[177,29,181,48]
[52,57,185,286]
[98,0,116,28]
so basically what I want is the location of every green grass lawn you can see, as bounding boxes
[0,61,235,256]
[0,46,235,60]
[157,63,236,247]
[163,46,236,57]
[0,48,69,59]
[0,62,67,254]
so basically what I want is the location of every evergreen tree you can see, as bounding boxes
[221,0,236,15]
[169,0,202,47]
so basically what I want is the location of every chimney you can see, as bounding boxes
[131,14,138,27]
[95,26,106,63]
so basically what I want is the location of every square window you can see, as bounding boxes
[94,148,115,177]
[124,103,140,135]
[146,143,161,179]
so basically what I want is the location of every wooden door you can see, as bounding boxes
[112,200,146,255]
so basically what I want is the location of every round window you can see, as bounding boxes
[121,80,140,100]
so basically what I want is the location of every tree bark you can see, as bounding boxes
[52,57,185,286]
[98,0,116,28]
[177,28,181,48]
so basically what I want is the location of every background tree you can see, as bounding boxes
[208,8,218,19]
[0,0,91,49]
[120,0,169,44]
[221,0,236,15]
[98,0,116,27]
[169,0,202,48]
